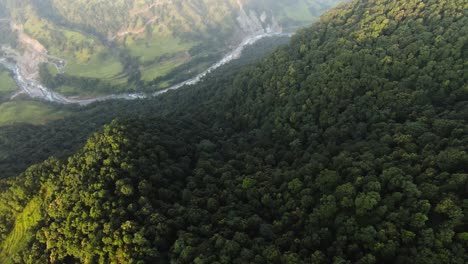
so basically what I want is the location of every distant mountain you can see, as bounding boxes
[0,0,341,97]
[0,0,466,263]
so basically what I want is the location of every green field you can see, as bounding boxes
[127,36,196,63]
[49,49,129,97]
[280,0,317,23]
[24,14,115,79]
[22,11,129,95]
[129,36,197,82]
[27,21,125,84]
[63,52,124,80]
[0,69,17,99]
[53,85,83,97]
[0,197,42,264]
[0,100,69,126]
[141,57,189,82]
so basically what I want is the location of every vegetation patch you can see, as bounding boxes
[0,101,69,126]
[126,35,196,63]
[0,197,42,264]
[62,52,124,81]
[0,68,17,100]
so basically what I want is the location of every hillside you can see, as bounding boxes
[0,0,467,263]
[0,0,341,97]
[0,35,291,176]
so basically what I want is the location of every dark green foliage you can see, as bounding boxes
[0,0,467,263]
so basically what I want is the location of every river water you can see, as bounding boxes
[0,31,288,106]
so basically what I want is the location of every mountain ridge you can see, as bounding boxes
[0,0,466,263]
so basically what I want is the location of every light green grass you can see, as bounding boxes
[127,36,196,63]
[0,69,17,98]
[63,52,124,80]
[0,197,42,264]
[141,58,188,82]
[282,0,315,21]
[54,83,132,97]
[54,85,81,96]
[23,13,127,91]
[0,101,69,126]
[46,64,59,76]
[156,80,171,88]
[62,29,94,45]
[148,58,214,89]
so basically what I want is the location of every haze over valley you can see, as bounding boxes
[0,0,341,102]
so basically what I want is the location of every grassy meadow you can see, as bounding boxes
[0,100,70,126]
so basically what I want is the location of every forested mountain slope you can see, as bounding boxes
[0,0,467,263]
[0,0,341,96]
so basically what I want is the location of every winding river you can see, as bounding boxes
[0,31,288,106]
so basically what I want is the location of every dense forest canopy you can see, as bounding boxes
[0,0,467,263]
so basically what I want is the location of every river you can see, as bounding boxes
[0,31,288,106]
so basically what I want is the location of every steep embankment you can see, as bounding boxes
[0,0,466,263]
